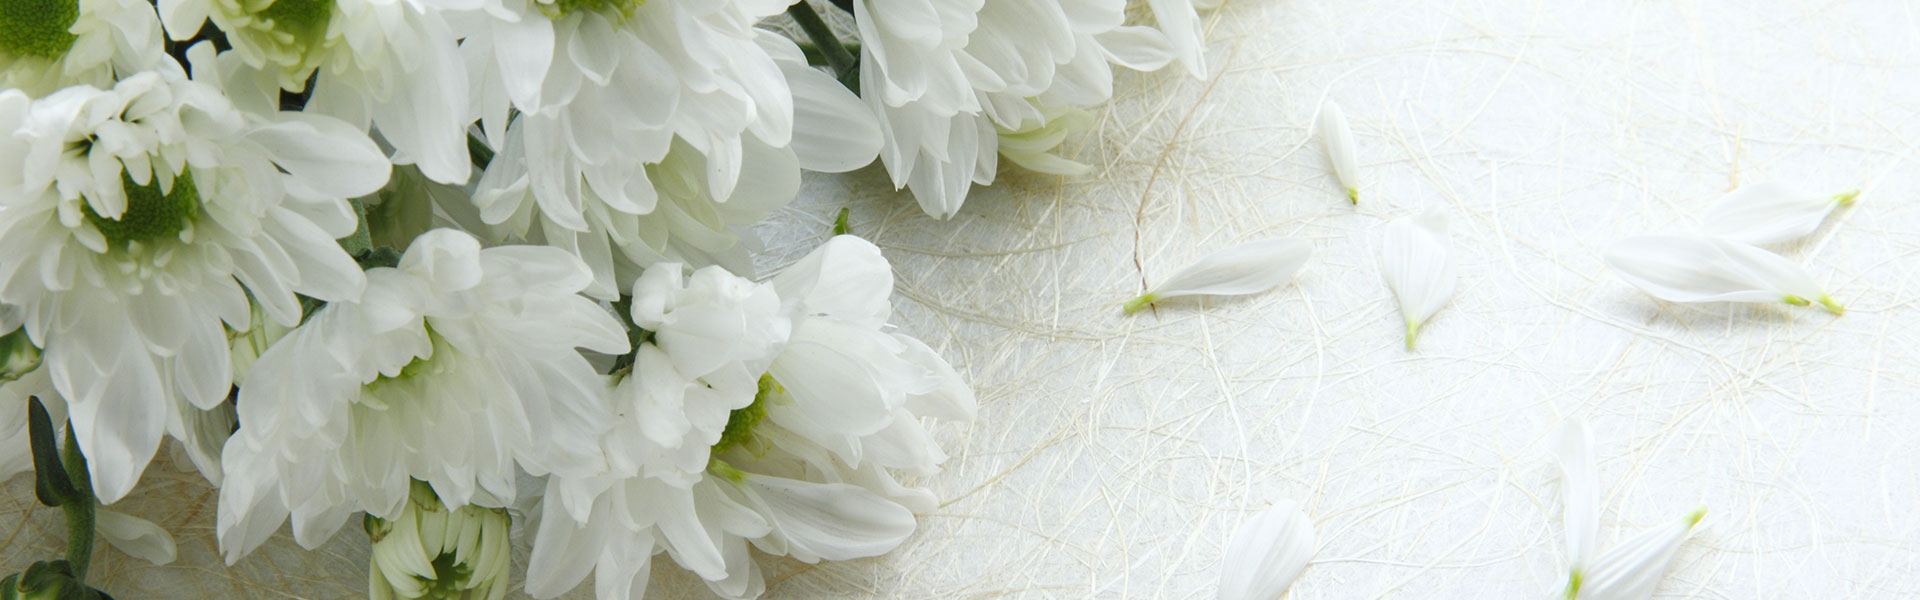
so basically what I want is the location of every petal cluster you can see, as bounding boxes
[1551,418,1705,600]
[1606,182,1855,315]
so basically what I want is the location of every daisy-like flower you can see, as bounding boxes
[0,0,165,97]
[1696,182,1858,245]
[158,0,474,183]
[0,64,386,503]
[1551,419,1706,600]
[527,236,975,600]
[1217,500,1315,600]
[1124,237,1313,314]
[1316,100,1359,203]
[1379,209,1456,349]
[215,229,629,563]
[467,21,877,297]
[1604,234,1843,315]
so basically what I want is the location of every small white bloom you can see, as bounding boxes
[0,67,385,503]
[1550,418,1706,600]
[216,229,629,563]
[365,480,511,600]
[0,0,165,97]
[1316,100,1360,203]
[1696,182,1858,245]
[1124,237,1313,314]
[1379,209,1456,349]
[1604,234,1842,314]
[1217,500,1315,600]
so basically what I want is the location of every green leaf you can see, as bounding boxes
[832,207,851,236]
[26,397,75,508]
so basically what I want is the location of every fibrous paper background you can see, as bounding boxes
[6,0,1919,597]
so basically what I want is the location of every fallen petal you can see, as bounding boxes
[1697,182,1856,245]
[1379,209,1456,349]
[1604,235,1840,314]
[1126,238,1312,313]
[1576,507,1706,600]
[1218,500,1315,600]
[1316,101,1360,203]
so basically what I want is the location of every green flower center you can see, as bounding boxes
[538,0,645,21]
[711,374,775,454]
[0,0,80,59]
[86,170,201,249]
[256,0,332,40]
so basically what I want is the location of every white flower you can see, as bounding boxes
[527,236,974,600]
[468,25,873,297]
[1551,418,1706,600]
[1217,500,1315,600]
[1124,237,1313,313]
[1604,234,1842,315]
[0,0,166,97]
[1379,209,1456,349]
[1316,100,1359,203]
[0,67,386,503]
[159,0,473,183]
[215,229,628,563]
[366,480,511,600]
[1696,182,1858,245]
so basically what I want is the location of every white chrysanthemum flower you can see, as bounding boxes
[365,480,512,600]
[1696,181,1857,245]
[215,229,629,563]
[0,0,165,97]
[468,28,877,297]
[527,236,975,600]
[0,67,386,503]
[1379,209,1456,349]
[158,0,473,183]
[1218,500,1315,600]
[1604,234,1843,315]
[1125,237,1313,313]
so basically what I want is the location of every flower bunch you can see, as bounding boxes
[2,0,1221,594]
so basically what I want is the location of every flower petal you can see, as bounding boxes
[1696,182,1855,246]
[1127,237,1312,313]
[1603,235,1839,313]
[1553,419,1599,575]
[1379,209,1456,349]
[96,508,178,566]
[1218,499,1315,600]
[1578,507,1706,600]
[742,475,917,563]
[1316,101,1360,202]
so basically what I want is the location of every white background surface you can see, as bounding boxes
[7,0,1920,597]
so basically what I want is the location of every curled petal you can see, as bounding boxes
[1604,235,1841,314]
[1126,238,1312,313]
[1218,500,1315,600]
[97,508,178,566]
[1316,101,1360,203]
[1379,209,1456,349]
[1697,182,1856,245]
[1576,507,1707,600]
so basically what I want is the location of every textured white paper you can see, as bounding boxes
[5,1,1918,598]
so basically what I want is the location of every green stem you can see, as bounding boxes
[60,428,94,582]
[786,2,860,93]
[467,133,495,171]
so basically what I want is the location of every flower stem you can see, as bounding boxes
[787,2,860,93]
[1122,293,1157,314]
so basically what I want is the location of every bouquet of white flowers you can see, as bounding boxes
[0,0,1211,597]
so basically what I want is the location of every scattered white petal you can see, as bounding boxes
[1125,238,1313,314]
[1553,419,1599,590]
[97,508,178,566]
[1697,182,1857,245]
[1576,507,1707,600]
[1379,209,1457,349]
[1316,101,1360,203]
[1603,235,1842,314]
[1218,500,1315,600]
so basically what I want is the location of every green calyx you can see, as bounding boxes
[712,375,775,454]
[537,0,645,21]
[0,0,80,60]
[86,170,200,249]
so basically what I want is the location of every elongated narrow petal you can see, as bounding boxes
[1577,507,1706,600]
[1552,419,1599,592]
[1697,182,1857,245]
[1218,500,1315,600]
[1125,238,1313,313]
[1317,101,1360,203]
[1604,235,1841,314]
[1380,209,1457,349]
[96,508,178,566]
